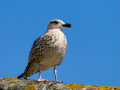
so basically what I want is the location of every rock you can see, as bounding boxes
[0,77,119,90]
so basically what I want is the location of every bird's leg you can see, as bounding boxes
[37,64,46,82]
[54,66,57,81]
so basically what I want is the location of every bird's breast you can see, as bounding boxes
[40,30,67,71]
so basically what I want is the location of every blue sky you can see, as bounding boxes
[0,0,119,86]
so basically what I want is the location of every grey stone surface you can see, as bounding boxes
[0,77,119,90]
[0,77,67,90]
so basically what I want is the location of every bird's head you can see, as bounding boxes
[47,19,71,31]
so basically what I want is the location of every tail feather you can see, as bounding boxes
[17,73,24,79]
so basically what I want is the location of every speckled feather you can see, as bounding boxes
[17,19,70,79]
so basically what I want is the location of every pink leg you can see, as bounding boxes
[54,66,57,81]
[37,64,46,82]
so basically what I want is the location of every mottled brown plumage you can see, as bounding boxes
[17,19,71,81]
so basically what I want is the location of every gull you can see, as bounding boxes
[17,19,71,82]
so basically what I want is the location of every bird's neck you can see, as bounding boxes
[47,29,61,32]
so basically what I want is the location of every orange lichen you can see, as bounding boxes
[25,85,36,90]
[3,77,19,81]
[66,84,120,90]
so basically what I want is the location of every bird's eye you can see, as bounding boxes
[54,21,58,24]
[51,21,59,24]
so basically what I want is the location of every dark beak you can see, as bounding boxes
[62,23,71,28]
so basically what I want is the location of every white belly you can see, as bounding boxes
[40,56,61,71]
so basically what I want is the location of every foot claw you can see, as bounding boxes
[61,81,64,83]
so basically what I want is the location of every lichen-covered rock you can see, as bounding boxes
[0,77,120,90]
[66,84,120,90]
[0,77,67,90]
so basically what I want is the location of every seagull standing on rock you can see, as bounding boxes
[17,19,71,82]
